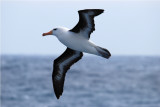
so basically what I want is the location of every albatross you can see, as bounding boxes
[42,9,111,99]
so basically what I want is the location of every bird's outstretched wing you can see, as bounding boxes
[70,9,104,39]
[52,48,83,99]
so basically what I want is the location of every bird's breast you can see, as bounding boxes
[58,34,85,50]
[56,33,98,55]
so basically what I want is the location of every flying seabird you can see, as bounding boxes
[42,9,111,99]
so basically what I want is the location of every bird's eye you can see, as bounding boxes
[53,28,57,30]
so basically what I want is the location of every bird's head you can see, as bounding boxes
[42,27,68,37]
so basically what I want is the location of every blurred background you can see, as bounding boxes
[1,0,160,107]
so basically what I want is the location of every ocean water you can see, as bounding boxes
[1,55,160,107]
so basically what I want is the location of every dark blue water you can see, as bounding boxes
[1,55,160,107]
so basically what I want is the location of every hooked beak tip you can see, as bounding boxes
[42,30,52,36]
[42,33,46,36]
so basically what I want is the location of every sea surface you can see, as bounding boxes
[1,55,160,107]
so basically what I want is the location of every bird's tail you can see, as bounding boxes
[95,46,111,59]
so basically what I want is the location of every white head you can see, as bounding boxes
[42,27,68,37]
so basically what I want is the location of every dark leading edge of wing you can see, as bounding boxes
[52,48,83,99]
[70,9,104,39]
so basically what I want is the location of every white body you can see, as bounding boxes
[53,27,99,55]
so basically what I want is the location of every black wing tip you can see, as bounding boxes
[55,93,61,99]
[78,9,104,12]
[106,49,111,59]
[95,46,111,59]
[54,86,63,99]
[107,52,111,59]
[78,9,104,16]
[104,51,111,59]
[53,79,64,100]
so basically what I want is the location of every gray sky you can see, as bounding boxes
[1,0,160,56]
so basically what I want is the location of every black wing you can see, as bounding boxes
[70,9,104,39]
[52,48,83,99]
